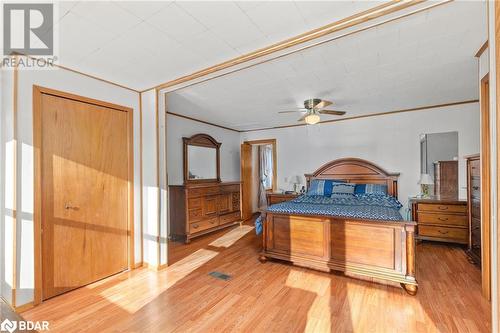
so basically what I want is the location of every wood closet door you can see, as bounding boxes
[41,93,129,300]
[240,143,253,220]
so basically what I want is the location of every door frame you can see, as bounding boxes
[243,139,278,191]
[480,74,491,300]
[32,85,135,305]
[240,139,277,220]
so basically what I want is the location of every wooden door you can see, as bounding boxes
[240,143,253,220]
[218,194,231,214]
[40,93,130,300]
[203,195,218,218]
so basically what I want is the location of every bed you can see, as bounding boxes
[259,158,418,295]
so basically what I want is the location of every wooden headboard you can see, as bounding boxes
[304,158,400,198]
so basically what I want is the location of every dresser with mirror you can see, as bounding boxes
[169,133,241,243]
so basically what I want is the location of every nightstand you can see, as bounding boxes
[266,192,299,205]
[410,196,468,245]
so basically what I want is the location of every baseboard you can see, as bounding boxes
[143,262,168,271]
[133,262,143,269]
[14,301,34,313]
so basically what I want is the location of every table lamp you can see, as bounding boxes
[418,173,434,198]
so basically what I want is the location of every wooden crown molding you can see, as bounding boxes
[149,0,427,93]
[242,99,479,133]
[166,111,240,133]
[475,41,489,58]
[165,99,478,134]
[11,55,140,93]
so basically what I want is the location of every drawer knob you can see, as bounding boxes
[438,217,448,221]
[438,206,448,210]
[438,230,449,235]
[193,224,199,229]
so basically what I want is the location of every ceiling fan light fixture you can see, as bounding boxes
[305,113,320,125]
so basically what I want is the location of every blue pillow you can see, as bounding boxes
[354,184,388,196]
[331,183,356,197]
[307,179,345,196]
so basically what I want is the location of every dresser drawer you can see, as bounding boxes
[417,212,467,227]
[187,188,204,198]
[204,186,221,196]
[188,197,202,209]
[220,211,240,225]
[419,225,468,243]
[188,208,203,222]
[220,184,240,193]
[190,217,219,234]
[418,203,466,214]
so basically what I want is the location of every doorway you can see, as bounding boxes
[33,86,134,303]
[240,139,277,220]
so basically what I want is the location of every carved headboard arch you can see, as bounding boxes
[304,158,400,198]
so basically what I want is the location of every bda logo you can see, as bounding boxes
[0,319,17,333]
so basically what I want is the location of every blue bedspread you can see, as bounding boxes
[266,194,404,222]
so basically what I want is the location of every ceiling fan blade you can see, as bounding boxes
[318,110,346,116]
[315,100,332,109]
[278,110,306,114]
[298,114,308,122]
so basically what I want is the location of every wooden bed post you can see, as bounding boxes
[402,225,418,295]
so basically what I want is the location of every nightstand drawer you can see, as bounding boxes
[418,203,466,214]
[419,225,468,243]
[417,212,467,227]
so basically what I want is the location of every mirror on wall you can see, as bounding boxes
[420,131,459,196]
[183,133,221,183]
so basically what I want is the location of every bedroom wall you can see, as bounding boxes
[12,63,141,307]
[241,103,480,214]
[165,114,241,185]
[0,67,14,304]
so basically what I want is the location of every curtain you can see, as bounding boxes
[258,144,273,208]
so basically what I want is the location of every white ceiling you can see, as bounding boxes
[54,1,386,91]
[167,1,488,131]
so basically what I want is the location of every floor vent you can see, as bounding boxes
[209,271,231,281]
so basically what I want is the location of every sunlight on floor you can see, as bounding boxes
[98,248,219,313]
[209,224,254,248]
[98,225,251,313]
[286,269,332,332]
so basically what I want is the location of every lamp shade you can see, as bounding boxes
[418,173,434,185]
[291,175,302,184]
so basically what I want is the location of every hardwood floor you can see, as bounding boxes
[23,224,490,332]
[1,299,36,333]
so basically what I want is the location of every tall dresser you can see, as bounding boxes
[466,154,481,265]
[169,182,241,243]
[434,160,458,197]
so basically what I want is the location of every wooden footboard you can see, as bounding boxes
[260,212,418,295]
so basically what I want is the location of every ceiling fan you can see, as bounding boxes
[279,98,346,125]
